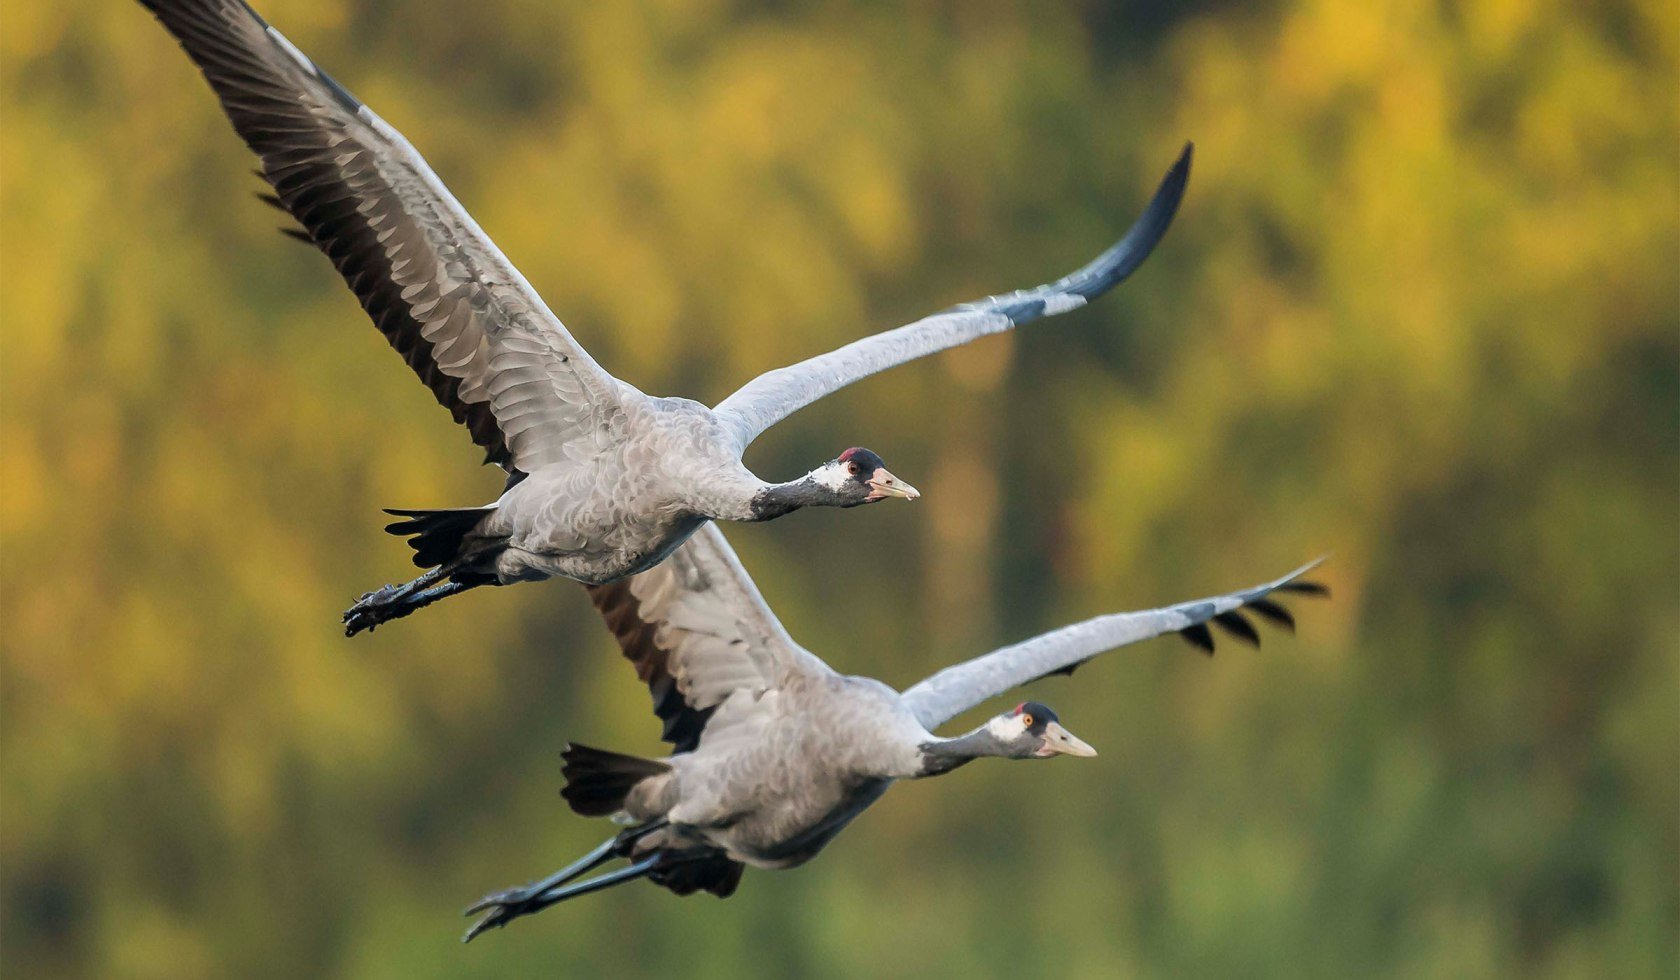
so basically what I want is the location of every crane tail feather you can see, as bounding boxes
[381,505,496,570]
[560,743,670,818]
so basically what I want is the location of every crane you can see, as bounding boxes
[137,0,1191,635]
[464,524,1324,940]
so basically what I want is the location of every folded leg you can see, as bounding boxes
[342,573,481,636]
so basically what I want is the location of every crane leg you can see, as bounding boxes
[464,821,667,914]
[462,823,674,942]
[342,571,481,636]
[463,854,665,942]
[378,565,446,601]
[464,839,619,915]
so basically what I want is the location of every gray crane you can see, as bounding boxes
[463,525,1326,940]
[138,0,1193,635]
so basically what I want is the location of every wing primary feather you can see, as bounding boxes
[940,143,1192,324]
[1061,141,1193,302]
[143,0,624,474]
[901,556,1329,730]
[1275,581,1331,598]
[1179,622,1216,656]
[1212,611,1261,647]
[1244,598,1296,631]
[711,143,1192,447]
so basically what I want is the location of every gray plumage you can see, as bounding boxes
[462,526,1326,939]
[139,0,1192,635]
[899,559,1327,730]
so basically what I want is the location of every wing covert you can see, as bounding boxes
[585,524,832,752]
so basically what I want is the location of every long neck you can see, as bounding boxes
[745,476,829,522]
[914,725,1013,777]
[692,467,822,523]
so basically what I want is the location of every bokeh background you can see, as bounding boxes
[3,0,1676,976]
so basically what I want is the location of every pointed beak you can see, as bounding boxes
[1037,721,1098,758]
[866,467,920,501]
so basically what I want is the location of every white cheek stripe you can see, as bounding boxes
[986,714,1028,740]
[811,461,850,491]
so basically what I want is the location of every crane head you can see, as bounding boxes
[810,447,920,505]
[990,702,1098,759]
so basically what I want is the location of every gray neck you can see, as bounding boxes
[746,477,829,522]
[915,726,1013,777]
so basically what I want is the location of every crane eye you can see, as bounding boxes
[1020,714,1034,728]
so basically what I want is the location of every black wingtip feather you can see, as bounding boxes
[1276,580,1330,598]
[1213,611,1261,647]
[253,190,312,242]
[144,0,522,474]
[1245,598,1296,632]
[1179,622,1216,656]
[1064,141,1193,301]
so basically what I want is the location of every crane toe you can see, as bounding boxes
[463,884,538,917]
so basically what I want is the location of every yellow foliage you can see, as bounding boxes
[1,0,1673,976]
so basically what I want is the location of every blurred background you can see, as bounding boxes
[3,0,1675,976]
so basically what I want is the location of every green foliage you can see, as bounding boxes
[2,0,1674,976]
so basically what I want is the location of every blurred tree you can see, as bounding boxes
[1,0,1674,976]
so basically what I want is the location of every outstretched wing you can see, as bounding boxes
[585,524,833,753]
[899,559,1328,730]
[711,144,1192,448]
[140,0,630,473]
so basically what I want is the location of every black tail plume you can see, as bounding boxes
[561,744,671,817]
[382,505,493,570]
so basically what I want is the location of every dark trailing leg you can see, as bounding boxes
[342,573,481,636]
[463,855,667,941]
[343,505,505,635]
[462,822,672,942]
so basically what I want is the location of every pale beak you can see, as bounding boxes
[1036,721,1098,758]
[866,467,920,501]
